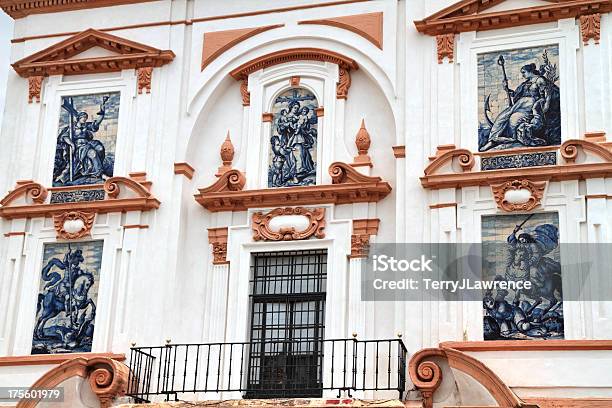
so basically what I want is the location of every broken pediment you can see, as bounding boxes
[12,28,175,77]
[414,0,611,36]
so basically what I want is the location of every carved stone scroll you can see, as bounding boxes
[252,207,325,241]
[491,179,546,212]
[53,211,96,239]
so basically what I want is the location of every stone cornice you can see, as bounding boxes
[195,162,391,213]
[229,48,358,80]
[0,0,156,18]
[414,0,612,36]
[0,175,160,219]
[12,28,175,78]
[421,139,612,189]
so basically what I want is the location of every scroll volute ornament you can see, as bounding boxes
[252,207,326,241]
[491,179,546,212]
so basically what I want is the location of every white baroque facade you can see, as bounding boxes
[0,1,611,407]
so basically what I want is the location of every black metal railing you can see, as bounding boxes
[126,338,407,402]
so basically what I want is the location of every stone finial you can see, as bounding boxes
[352,119,372,167]
[216,131,235,177]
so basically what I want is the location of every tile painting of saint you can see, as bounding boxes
[481,213,563,340]
[32,241,103,354]
[478,45,561,152]
[53,92,120,187]
[268,88,318,188]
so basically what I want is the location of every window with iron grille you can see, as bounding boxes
[246,250,327,398]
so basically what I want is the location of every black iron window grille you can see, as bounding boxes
[246,250,327,398]
[126,252,408,402]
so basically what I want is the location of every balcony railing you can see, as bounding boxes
[126,338,407,402]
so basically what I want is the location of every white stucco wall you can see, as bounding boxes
[0,0,611,402]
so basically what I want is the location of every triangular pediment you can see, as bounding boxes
[414,0,610,36]
[12,29,175,77]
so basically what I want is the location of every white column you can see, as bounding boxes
[582,37,606,135]
[0,219,27,355]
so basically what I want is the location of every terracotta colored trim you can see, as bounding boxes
[436,33,454,64]
[230,48,358,80]
[409,346,525,408]
[298,12,383,49]
[580,13,601,45]
[252,207,326,241]
[584,131,606,142]
[208,227,229,265]
[0,181,47,206]
[262,112,274,122]
[422,162,612,189]
[422,139,612,189]
[174,162,196,180]
[28,75,43,103]
[429,202,457,209]
[1,0,155,18]
[0,176,160,219]
[392,146,405,158]
[315,107,324,117]
[290,76,300,87]
[201,25,283,71]
[3,231,26,237]
[137,66,153,94]
[336,66,352,99]
[586,194,612,199]
[491,179,546,212]
[350,218,380,258]
[12,28,175,78]
[440,339,612,351]
[352,119,372,168]
[414,0,612,36]
[216,132,235,177]
[561,138,612,163]
[524,398,612,408]
[53,210,96,239]
[240,77,250,106]
[10,0,371,43]
[195,162,391,213]
[17,356,129,408]
[408,348,445,408]
[442,347,525,408]
[123,224,149,229]
[0,352,125,367]
[353,218,380,236]
[424,148,474,175]
[475,144,559,157]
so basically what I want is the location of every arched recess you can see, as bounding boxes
[408,346,533,408]
[17,356,129,408]
[180,25,398,161]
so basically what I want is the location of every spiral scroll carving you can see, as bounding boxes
[561,143,579,163]
[103,179,121,198]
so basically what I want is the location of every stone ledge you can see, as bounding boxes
[117,399,411,408]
